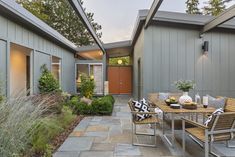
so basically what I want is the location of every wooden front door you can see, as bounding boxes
[108,66,132,94]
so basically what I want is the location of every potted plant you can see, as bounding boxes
[174,80,195,104]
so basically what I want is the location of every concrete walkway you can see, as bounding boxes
[54,96,235,157]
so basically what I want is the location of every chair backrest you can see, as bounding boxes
[224,98,235,112]
[148,92,181,104]
[128,99,136,120]
[209,112,235,131]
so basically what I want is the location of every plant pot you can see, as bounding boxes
[179,92,192,104]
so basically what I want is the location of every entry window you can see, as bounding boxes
[76,64,103,94]
[52,56,61,85]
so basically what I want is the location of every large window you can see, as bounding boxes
[52,56,61,85]
[76,63,103,94]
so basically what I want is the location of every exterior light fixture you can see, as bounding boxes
[117,59,123,65]
[202,41,209,55]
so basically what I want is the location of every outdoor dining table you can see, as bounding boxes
[152,101,216,148]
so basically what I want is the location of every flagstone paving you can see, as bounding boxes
[54,95,235,157]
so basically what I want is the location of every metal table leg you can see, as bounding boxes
[171,113,175,147]
[162,113,175,147]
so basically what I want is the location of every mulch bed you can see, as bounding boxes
[51,115,84,152]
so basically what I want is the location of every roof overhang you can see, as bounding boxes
[202,4,235,34]
[77,40,132,58]
[131,10,235,46]
[0,0,77,52]
[68,0,106,54]
[144,0,163,29]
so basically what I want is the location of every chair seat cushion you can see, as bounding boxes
[186,127,232,142]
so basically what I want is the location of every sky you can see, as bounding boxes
[82,0,235,43]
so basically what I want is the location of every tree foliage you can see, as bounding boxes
[16,0,102,46]
[80,74,95,99]
[203,0,232,16]
[186,0,202,14]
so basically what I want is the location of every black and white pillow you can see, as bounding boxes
[132,98,151,121]
[204,108,224,126]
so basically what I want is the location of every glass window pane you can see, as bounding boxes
[52,56,61,85]
[76,64,89,93]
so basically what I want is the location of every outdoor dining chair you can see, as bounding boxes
[128,99,159,147]
[182,112,235,157]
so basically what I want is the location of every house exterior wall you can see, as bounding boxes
[133,28,144,99]
[141,24,235,98]
[0,14,75,96]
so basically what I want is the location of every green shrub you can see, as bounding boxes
[0,96,3,103]
[74,101,91,115]
[91,96,113,115]
[105,95,115,104]
[80,74,95,99]
[66,95,115,116]
[0,94,53,157]
[31,106,76,155]
[38,64,60,93]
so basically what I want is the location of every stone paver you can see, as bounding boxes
[53,151,80,157]
[79,151,113,157]
[54,95,235,157]
[58,137,93,152]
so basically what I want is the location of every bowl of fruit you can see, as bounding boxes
[182,101,198,110]
[165,97,178,106]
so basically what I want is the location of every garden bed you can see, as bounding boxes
[51,115,84,153]
[67,95,115,116]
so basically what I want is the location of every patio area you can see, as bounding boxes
[54,96,235,157]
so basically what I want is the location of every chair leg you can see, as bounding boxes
[132,123,158,147]
[154,122,157,147]
[205,130,209,157]
[132,123,134,145]
[182,120,186,157]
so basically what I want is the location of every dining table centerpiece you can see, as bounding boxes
[174,80,195,104]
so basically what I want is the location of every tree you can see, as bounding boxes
[16,0,102,46]
[38,64,60,93]
[203,0,232,16]
[186,0,202,14]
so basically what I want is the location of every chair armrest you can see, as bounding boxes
[182,118,208,129]
[131,111,157,115]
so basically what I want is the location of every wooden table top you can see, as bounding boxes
[153,101,216,113]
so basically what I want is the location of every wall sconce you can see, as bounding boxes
[202,41,209,55]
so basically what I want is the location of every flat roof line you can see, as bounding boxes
[202,4,235,34]
[0,0,77,52]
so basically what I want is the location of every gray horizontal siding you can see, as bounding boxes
[0,14,75,95]
[142,25,235,98]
